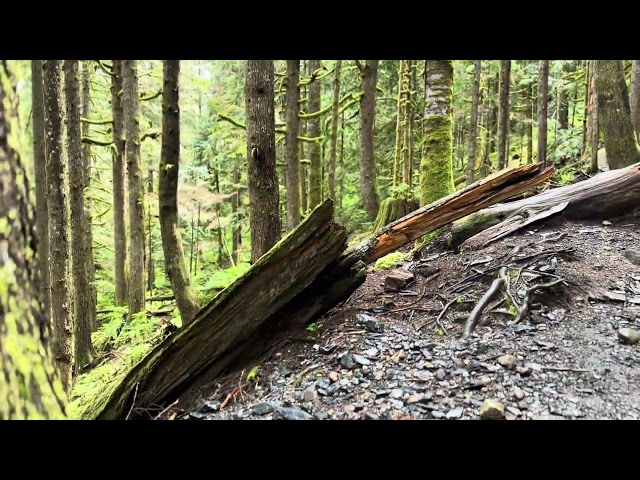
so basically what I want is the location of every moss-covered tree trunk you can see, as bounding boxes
[537,60,549,167]
[284,60,301,229]
[159,60,200,326]
[308,59,322,209]
[420,60,454,206]
[0,65,68,419]
[467,60,482,184]
[328,60,342,200]
[587,61,600,174]
[31,60,50,320]
[525,62,534,164]
[123,60,145,314]
[393,60,405,187]
[81,61,97,332]
[594,60,640,169]
[402,60,413,186]
[557,61,573,130]
[630,59,640,141]
[481,66,498,176]
[245,60,281,262]
[111,60,127,307]
[231,156,240,264]
[64,60,95,371]
[42,60,72,392]
[497,60,511,170]
[358,60,381,221]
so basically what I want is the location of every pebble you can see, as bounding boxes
[446,407,463,419]
[353,354,371,365]
[328,371,339,383]
[479,399,505,420]
[407,393,424,404]
[498,354,517,369]
[431,411,446,419]
[251,402,276,416]
[390,388,403,399]
[436,368,446,380]
[618,328,640,345]
[513,386,525,400]
[340,353,355,369]
[303,390,317,402]
[276,407,314,420]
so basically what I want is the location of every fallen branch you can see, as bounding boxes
[463,267,507,337]
[514,278,566,324]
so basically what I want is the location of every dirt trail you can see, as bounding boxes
[182,216,640,420]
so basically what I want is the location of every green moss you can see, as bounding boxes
[374,251,405,271]
[420,115,454,206]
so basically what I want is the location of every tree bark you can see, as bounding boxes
[123,60,146,314]
[537,60,550,167]
[42,60,72,392]
[64,59,95,371]
[245,60,281,262]
[557,61,572,130]
[0,65,68,418]
[31,60,50,320]
[231,156,240,264]
[631,60,640,141]
[111,60,127,306]
[358,60,381,221]
[467,60,482,184]
[284,60,301,230]
[588,61,600,174]
[497,60,511,169]
[328,60,342,200]
[158,60,200,326]
[594,60,640,169]
[421,60,455,206]
[308,59,322,209]
[81,61,97,332]
[525,62,534,164]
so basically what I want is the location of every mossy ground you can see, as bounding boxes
[373,251,405,271]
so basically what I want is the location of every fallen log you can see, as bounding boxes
[92,163,553,420]
[357,162,555,263]
[451,162,640,250]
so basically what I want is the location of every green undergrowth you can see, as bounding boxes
[373,251,405,271]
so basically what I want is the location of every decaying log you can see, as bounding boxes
[452,162,640,250]
[94,200,355,419]
[358,162,555,263]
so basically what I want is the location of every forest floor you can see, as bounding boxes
[179,214,640,421]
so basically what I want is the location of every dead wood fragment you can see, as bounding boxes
[514,278,566,324]
[464,267,508,336]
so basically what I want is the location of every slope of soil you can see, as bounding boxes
[177,216,640,420]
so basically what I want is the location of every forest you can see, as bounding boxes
[1,59,639,420]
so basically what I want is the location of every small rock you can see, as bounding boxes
[385,269,415,291]
[344,405,356,415]
[276,406,314,420]
[324,382,341,396]
[516,366,531,377]
[390,388,404,399]
[251,402,276,416]
[340,353,355,369]
[618,328,640,345]
[498,354,517,369]
[446,407,463,419]
[390,399,405,409]
[189,411,207,420]
[436,368,446,381]
[431,411,446,419]
[525,362,543,371]
[506,406,522,416]
[505,412,517,421]
[315,411,329,420]
[363,347,379,358]
[532,414,565,420]
[353,354,371,365]
[407,393,424,404]
[304,389,318,402]
[355,313,384,333]
[479,399,505,420]
[602,220,612,226]
[199,400,220,413]
[328,371,339,383]
[624,248,640,266]
[513,386,525,400]
[363,411,379,420]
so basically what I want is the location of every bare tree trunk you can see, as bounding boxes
[159,60,200,326]
[328,60,342,200]
[630,59,640,141]
[0,67,68,418]
[245,60,281,262]
[147,171,154,293]
[232,156,240,264]
[588,62,600,174]
[358,60,381,221]
[497,60,511,169]
[284,60,301,229]
[111,60,127,306]
[31,60,50,320]
[42,60,72,391]
[123,60,145,314]
[537,60,550,167]
[594,60,640,169]
[308,59,322,209]
[467,60,482,184]
[64,59,95,371]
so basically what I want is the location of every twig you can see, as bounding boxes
[501,267,521,312]
[387,287,427,313]
[220,387,239,410]
[126,383,139,420]
[463,267,507,337]
[432,297,467,335]
[541,366,589,373]
[152,399,179,420]
[514,278,566,324]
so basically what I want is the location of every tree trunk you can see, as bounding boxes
[525,63,534,164]
[232,157,240,264]
[147,172,155,292]
[467,60,482,184]
[393,60,405,187]
[631,60,640,141]
[497,60,511,169]
[81,61,97,332]
[64,59,95,372]
[123,60,145,314]
[594,60,640,169]
[111,60,127,306]
[537,60,550,167]
[402,60,413,186]
[358,60,381,221]
[451,162,640,250]
[588,61,600,174]
[42,60,72,391]
[284,60,301,230]
[557,61,572,130]
[421,60,455,206]
[0,67,68,418]
[159,60,200,326]
[31,60,50,320]
[308,59,322,209]
[328,60,342,200]
[245,60,281,262]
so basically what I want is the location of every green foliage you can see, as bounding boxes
[373,251,405,271]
